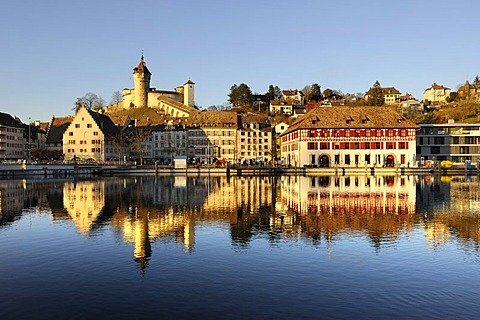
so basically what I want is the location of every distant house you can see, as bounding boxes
[270,100,294,116]
[400,93,416,101]
[365,87,401,105]
[0,112,25,161]
[457,80,480,101]
[281,89,305,105]
[424,83,451,104]
[63,107,119,162]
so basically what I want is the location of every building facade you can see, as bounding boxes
[280,106,418,167]
[0,112,24,161]
[416,121,480,164]
[63,107,119,162]
[365,87,401,105]
[423,83,451,104]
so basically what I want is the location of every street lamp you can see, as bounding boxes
[28,117,31,162]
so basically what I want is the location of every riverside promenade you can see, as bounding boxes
[1,163,476,178]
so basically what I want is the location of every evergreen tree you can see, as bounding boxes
[228,83,252,107]
[266,85,281,100]
[310,83,322,102]
[366,81,384,106]
[473,75,480,88]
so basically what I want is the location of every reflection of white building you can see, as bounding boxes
[63,180,105,235]
[280,175,416,215]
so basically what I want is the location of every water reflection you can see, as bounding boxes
[1,175,480,268]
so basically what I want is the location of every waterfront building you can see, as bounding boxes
[63,106,119,162]
[44,116,72,157]
[423,83,451,104]
[416,120,480,164]
[280,106,418,167]
[151,121,188,165]
[186,111,239,165]
[365,86,401,105]
[0,112,25,161]
[237,114,273,164]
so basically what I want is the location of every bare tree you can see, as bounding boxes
[74,92,106,112]
[111,91,123,105]
[129,125,152,165]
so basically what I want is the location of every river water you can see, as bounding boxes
[0,175,479,319]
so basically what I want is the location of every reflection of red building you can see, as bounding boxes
[282,176,416,216]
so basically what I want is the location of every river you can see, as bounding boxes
[0,175,479,319]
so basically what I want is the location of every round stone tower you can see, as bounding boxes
[133,54,151,108]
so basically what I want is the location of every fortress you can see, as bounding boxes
[106,55,198,117]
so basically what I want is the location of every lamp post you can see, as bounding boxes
[28,117,31,162]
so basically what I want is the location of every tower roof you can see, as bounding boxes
[133,54,151,75]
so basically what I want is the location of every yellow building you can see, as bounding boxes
[63,106,119,162]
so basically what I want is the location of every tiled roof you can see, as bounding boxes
[133,56,151,75]
[281,106,419,136]
[45,116,73,144]
[186,111,240,128]
[86,109,119,137]
[157,96,199,115]
[425,83,450,91]
[0,112,24,128]
[282,89,304,96]
[365,87,400,95]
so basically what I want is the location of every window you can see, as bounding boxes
[319,142,329,149]
[307,142,317,150]
[69,132,73,136]
[399,142,408,149]
[87,124,92,128]
[75,124,80,128]
[386,142,395,149]
[93,132,99,136]
[434,137,445,144]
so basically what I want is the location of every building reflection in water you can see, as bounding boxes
[1,174,480,270]
[278,175,417,250]
[418,175,480,252]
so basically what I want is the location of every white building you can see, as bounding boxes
[280,106,419,168]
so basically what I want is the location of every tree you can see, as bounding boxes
[302,85,312,101]
[366,81,384,106]
[111,91,123,105]
[474,75,480,88]
[228,83,252,108]
[323,88,333,99]
[266,85,281,101]
[207,105,218,111]
[310,83,322,102]
[74,92,106,112]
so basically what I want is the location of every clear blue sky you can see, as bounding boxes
[1,0,479,123]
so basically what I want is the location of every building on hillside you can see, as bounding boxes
[63,107,120,162]
[269,100,294,116]
[281,90,305,105]
[400,93,416,101]
[0,112,24,161]
[105,55,198,118]
[186,111,240,165]
[423,83,451,104]
[400,99,423,116]
[365,87,401,105]
[280,106,418,168]
[237,114,273,164]
[416,121,480,164]
[457,80,480,101]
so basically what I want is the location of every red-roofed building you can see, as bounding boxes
[280,106,419,168]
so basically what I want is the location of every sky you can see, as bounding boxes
[1,0,479,123]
